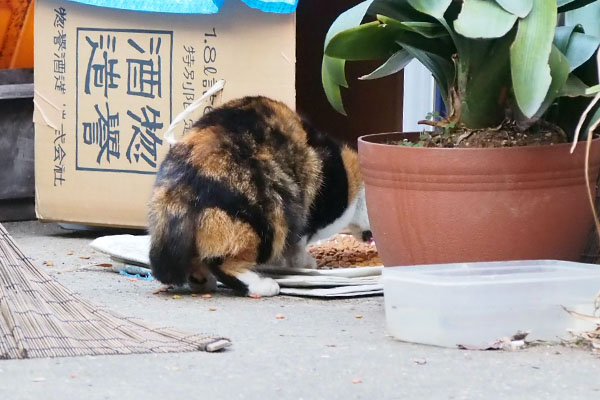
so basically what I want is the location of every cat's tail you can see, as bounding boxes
[148,205,197,286]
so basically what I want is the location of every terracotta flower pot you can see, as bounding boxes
[358,132,600,266]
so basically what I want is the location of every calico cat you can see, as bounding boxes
[148,96,370,296]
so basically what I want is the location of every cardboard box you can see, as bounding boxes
[34,0,296,228]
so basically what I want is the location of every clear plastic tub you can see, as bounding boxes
[383,260,600,348]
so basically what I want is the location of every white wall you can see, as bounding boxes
[402,60,436,132]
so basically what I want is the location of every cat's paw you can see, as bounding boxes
[248,277,280,297]
[238,271,280,297]
[187,273,217,294]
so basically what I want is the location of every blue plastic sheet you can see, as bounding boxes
[119,265,154,281]
[64,0,298,14]
[241,0,298,13]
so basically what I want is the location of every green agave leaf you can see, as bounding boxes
[321,56,347,115]
[559,74,592,97]
[407,0,452,19]
[322,0,374,115]
[510,0,557,118]
[554,25,579,53]
[495,0,533,18]
[400,42,454,105]
[587,84,600,94]
[325,21,401,60]
[325,0,374,46]
[582,104,600,139]
[563,32,600,71]
[322,54,348,88]
[369,0,438,21]
[378,15,454,57]
[399,21,448,38]
[558,0,597,13]
[457,32,514,128]
[437,7,468,58]
[454,0,518,39]
[554,26,598,71]
[571,47,600,87]
[534,45,570,118]
[360,50,414,80]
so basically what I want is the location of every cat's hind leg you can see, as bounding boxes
[194,207,279,296]
[206,257,280,297]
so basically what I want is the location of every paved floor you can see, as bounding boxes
[1,221,599,400]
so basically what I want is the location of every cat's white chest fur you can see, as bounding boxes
[308,196,359,244]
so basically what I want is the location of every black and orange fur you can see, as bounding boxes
[148,96,369,296]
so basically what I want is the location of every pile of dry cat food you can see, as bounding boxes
[307,234,383,268]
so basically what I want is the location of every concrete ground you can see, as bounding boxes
[0,220,599,400]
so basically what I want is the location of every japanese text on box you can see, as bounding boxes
[53,7,68,186]
[180,27,220,135]
[76,28,173,174]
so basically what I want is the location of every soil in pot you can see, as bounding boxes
[393,121,570,148]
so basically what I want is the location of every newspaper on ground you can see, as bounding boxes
[90,235,383,298]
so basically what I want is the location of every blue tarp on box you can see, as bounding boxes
[64,0,299,13]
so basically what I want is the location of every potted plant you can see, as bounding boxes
[322,0,600,266]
